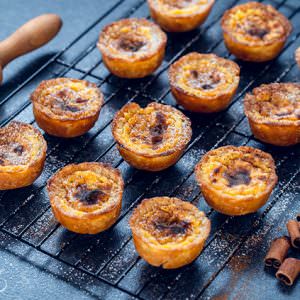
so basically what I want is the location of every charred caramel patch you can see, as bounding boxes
[75,184,107,205]
[0,142,29,166]
[54,100,80,112]
[246,26,269,39]
[75,97,88,104]
[213,166,222,175]
[189,70,221,90]
[53,89,82,113]
[63,105,80,112]
[224,168,251,187]
[14,145,24,155]
[153,217,190,236]
[150,112,168,144]
[56,89,67,99]
[119,37,145,52]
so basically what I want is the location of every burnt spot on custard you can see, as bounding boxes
[53,100,81,112]
[211,166,222,183]
[75,97,88,104]
[0,142,27,166]
[224,168,251,187]
[64,105,80,112]
[52,89,88,113]
[153,217,190,236]
[118,37,145,52]
[189,70,221,90]
[0,156,5,166]
[75,184,107,205]
[246,83,300,121]
[13,145,24,155]
[246,26,269,39]
[150,112,168,145]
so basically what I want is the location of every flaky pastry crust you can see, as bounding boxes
[221,2,292,62]
[244,83,300,146]
[148,0,215,32]
[296,47,300,68]
[47,162,124,234]
[97,18,167,78]
[31,78,104,138]
[0,122,47,190]
[169,53,240,112]
[195,146,277,216]
[112,102,192,171]
[130,197,210,269]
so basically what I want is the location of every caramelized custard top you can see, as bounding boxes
[112,102,192,156]
[47,163,123,214]
[0,122,46,169]
[196,146,277,198]
[169,53,240,98]
[245,83,300,125]
[221,2,291,46]
[31,78,103,121]
[130,197,210,246]
[98,18,167,60]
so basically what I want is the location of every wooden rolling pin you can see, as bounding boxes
[0,14,62,84]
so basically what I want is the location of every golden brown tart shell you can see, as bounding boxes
[244,83,300,146]
[130,197,211,269]
[97,18,167,78]
[31,78,104,138]
[195,146,278,216]
[169,52,240,113]
[112,102,192,171]
[0,122,47,190]
[148,0,215,32]
[221,2,292,62]
[47,162,124,234]
[296,47,300,68]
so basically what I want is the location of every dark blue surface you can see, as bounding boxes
[0,0,299,299]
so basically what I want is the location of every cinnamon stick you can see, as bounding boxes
[286,220,300,249]
[264,236,290,269]
[276,258,300,286]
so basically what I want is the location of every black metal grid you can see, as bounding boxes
[0,0,299,299]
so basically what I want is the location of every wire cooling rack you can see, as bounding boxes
[0,0,299,299]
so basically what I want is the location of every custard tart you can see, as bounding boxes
[221,2,292,62]
[195,146,277,216]
[112,102,192,171]
[169,53,240,113]
[47,162,124,234]
[0,121,47,190]
[97,18,167,78]
[147,0,215,32]
[130,197,210,269]
[296,47,300,68]
[244,83,300,146]
[31,78,104,138]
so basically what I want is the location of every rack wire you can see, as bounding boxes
[0,0,299,299]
